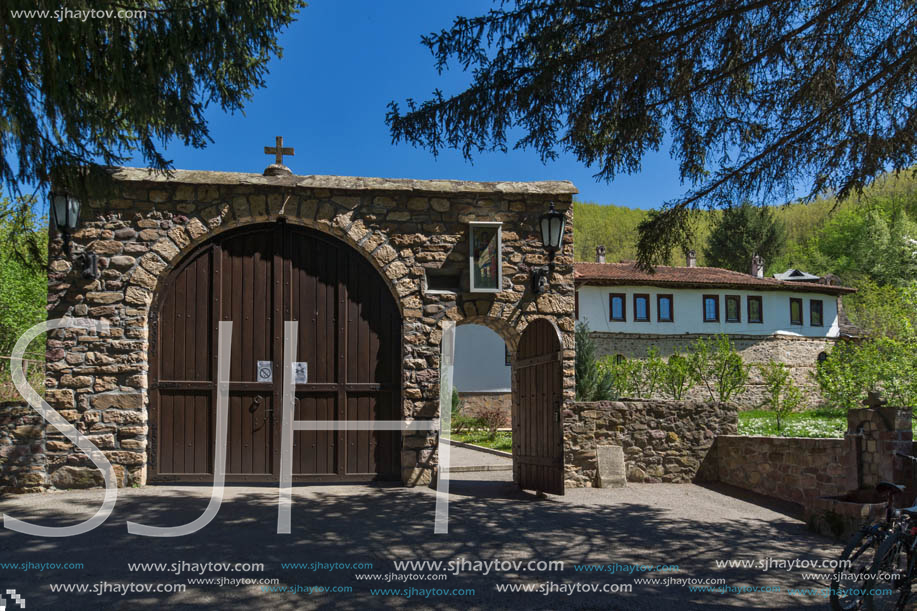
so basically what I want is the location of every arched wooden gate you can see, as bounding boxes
[150,222,402,482]
[513,319,564,495]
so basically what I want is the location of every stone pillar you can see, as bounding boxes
[847,406,913,490]
[0,402,47,493]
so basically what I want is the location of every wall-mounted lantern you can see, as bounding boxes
[532,202,566,294]
[50,190,81,254]
[50,190,98,279]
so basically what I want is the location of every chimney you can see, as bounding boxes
[595,245,606,263]
[750,253,764,278]
[686,249,697,268]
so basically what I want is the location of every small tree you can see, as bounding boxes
[600,356,634,399]
[661,354,693,400]
[712,335,749,402]
[689,335,748,402]
[759,361,804,433]
[642,347,666,398]
[575,322,615,401]
[451,387,462,416]
[815,341,880,411]
[623,357,646,398]
[688,337,716,400]
[477,406,508,439]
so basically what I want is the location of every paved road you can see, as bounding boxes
[442,441,512,471]
[0,472,843,610]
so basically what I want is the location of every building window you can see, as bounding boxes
[748,296,763,323]
[574,290,579,320]
[725,295,741,323]
[810,299,823,326]
[703,295,719,322]
[614,354,626,364]
[817,351,828,364]
[610,293,626,321]
[634,294,650,322]
[657,294,674,322]
[790,298,803,325]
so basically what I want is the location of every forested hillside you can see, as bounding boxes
[574,170,917,277]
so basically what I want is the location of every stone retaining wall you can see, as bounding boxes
[564,400,737,487]
[0,402,46,493]
[591,332,834,409]
[712,435,856,508]
[458,391,511,424]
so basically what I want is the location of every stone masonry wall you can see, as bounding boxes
[713,436,856,508]
[458,391,511,426]
[564,400,737,487]
[591,332,835,409]
[19,168,577,491]
[0,402,47,493]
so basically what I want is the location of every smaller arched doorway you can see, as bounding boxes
[514,319,564,495]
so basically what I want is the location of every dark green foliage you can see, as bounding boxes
[0,196,47,364]
[703,202,786,273]
[575,321,614,401]
[0,194,48,403]
[388,0,917,268]
[1,1,304,200]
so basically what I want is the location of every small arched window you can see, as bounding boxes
[817,351,828,364]
[614,354,626,364]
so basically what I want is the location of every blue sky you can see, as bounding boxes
[123,0,687,210]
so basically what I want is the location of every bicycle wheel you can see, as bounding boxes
[832,525,889,611]
[863,531,910,611]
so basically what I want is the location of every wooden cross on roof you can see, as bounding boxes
[263,136,294,176]
[265,136,294,165]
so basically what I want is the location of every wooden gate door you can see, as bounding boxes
[514,319,564,495]
[150,222,401,482]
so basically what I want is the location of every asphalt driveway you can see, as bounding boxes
[0,471,842,610]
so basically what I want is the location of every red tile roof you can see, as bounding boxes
[574,262,856,295]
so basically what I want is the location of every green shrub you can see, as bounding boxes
[661,354,693,400]
[642,347,666,397]
[758,360,804,432]
[815,338,917,410]
[688,334,748,402]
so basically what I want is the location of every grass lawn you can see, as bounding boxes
[448,430,512,452]
[738,408,847,438]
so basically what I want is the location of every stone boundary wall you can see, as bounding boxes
[0,402,46,493]
[712,435,856,508]
[458,391,511,424]
[591,332,835,409]
[564,400,737,487]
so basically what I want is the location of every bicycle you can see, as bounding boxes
[858,452,917,611]
[830,478,906,610]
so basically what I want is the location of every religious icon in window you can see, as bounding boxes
[468,222,503,292]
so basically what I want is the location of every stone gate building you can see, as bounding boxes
[24,165,575,492]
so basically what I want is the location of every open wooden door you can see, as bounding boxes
[513,319,564,495]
